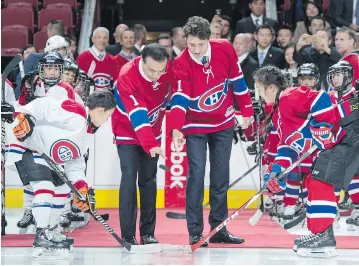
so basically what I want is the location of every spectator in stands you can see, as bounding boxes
[77,27,118,90]
[277,25,293,49]
[283,42,298,86]
[220,15,232,41]
[250,25,285,68]
[64,34,78,60]
[233,33,259,91]
[113,29,137,73]
[293,2,331,41]
[244,33,256,52]
[328,0,359,32]
[355,33,359,49]
[335,27,355,57]
[294,29,341,90]
[210,23,222,39]
[106,23,130,56]
[47,19,65,38]
[132,24,147,54]
[235,0,278,35]
[157,33,174,59]
[8,45,38,84]
[171,27,186,57]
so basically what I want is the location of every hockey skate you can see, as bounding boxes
[69,211,90,229]
[17,209,36,234]
[346,204,359,231]
[31,228,71,259]
[282,205,296,221]
[293,232,315,252]
[338,192,352,216]
[334,208,340,229]
[269,201,284,223]
[296,225,337,258]
[59,213,73,234]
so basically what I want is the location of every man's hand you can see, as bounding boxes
[315,37,330,54]
[172,129,186,153]
[13,113,36,142]
[73,180,92,212]
[349,23,359,31]
[296,33,311,51]
[241,116,252,129]
[149,147,166,159]
[1,102,15,123]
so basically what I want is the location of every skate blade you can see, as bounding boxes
[293,245,297,252]
[297,247,337,258]
[31,247,69,259]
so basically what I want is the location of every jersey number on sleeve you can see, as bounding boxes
[129,95,139,106]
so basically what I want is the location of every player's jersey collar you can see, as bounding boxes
[189,42,211,65]
[138,58,152,82]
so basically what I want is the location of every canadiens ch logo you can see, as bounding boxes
[50,139,81,164]
[197,81,228,112]
[148,108,160,125]
[92,73,111,89]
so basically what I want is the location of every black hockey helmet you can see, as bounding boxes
[38,51,64,87]
[327,61,353,91]
[63,58,80,87]
[297,63,320,90]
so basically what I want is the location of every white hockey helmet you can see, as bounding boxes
[44,35,70,58]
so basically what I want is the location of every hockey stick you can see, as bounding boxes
[247,145,317,226]
[283,209,306,229]
[1,54,22,235]
[87,61,96,95]
[165,163,259,219]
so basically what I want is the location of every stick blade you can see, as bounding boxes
[283,211,306,230]
[160,244,192,253]
[126,244,162,254]
[249,208,264,226]
[166,211,186,219]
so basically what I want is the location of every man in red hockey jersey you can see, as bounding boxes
[170,16,254,246]
[77,27,118,90]
[112,43,172,245]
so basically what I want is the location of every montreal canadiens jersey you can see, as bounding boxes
[169,39,253,134]
[77,49,118,90]
[112,57,173,153]
[5,97,88,184]
[272,87,341,169]
[341,51,359,86]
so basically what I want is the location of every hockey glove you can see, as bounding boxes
[13,113,36,142]
[1,102,15,123]
[73,180,93,212]
[263,163,286,194]
[252,99,265,121]
[309,120,335,150]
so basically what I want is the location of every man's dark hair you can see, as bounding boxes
[337,26,355,40]
[22,44,37,55]
[171,27,183,38]
[255,24,275,35]
[120,29,134,41]
[310,16,325,26]
[131,24,146,42]
[48,19,65,36]
[220,14,231,24]
[86,90,116,111]
[278,25,293,35]
[157,33,173,45]
[183,16,211,40]
[63,34,77,43]
[142,43,169,62]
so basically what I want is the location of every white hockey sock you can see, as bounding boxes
[23,184,34,209]
[49,184,71,227]
[31,181,55,228]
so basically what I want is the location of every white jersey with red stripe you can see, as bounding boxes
[5,97,89,184]
[1,75,16,105]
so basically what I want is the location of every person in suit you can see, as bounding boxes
[106,24,129,56]
[131,24,147,55]
[233,33,259,92]
[171,27,186,58]
[235,0,279,35]
[327,0,359,32]
[157,33,174,59]
[250,25,285,69]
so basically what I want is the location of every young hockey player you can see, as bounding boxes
[5,90,115,259]
[327,61,359,231]
[254,65,359,258]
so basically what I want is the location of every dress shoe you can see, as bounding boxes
[209,228,244,244]
[140,234,158,245]
[123,236,138,245]
[189,234,208,247]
